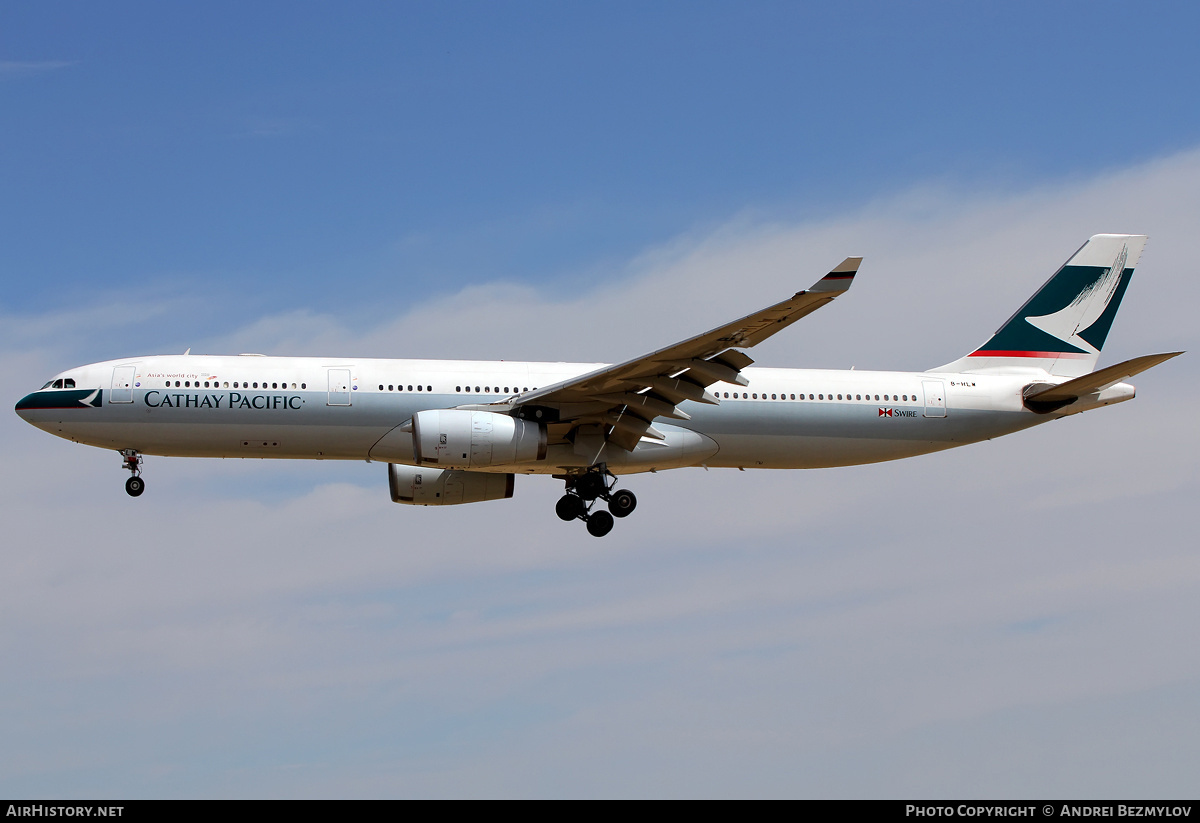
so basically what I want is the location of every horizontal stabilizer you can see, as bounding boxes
[1023,351,1182,412]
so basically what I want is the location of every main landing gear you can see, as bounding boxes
[120,449,144,497]
[555,465,637,538]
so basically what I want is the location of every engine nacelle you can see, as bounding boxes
[388,463,514,506]
[412,409,547,469]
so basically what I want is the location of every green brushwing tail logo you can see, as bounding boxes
[977,243,1133,356]
[1025,244,1128,354]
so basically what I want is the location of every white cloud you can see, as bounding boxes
[2,149,1199,796]
[152,147,1199,379]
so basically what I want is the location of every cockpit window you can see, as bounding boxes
[52,379,63,389]
[63,378,75,389]
[41,381,53,389]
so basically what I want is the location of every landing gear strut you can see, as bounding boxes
[120,449,144,497]
[554,465,637,537]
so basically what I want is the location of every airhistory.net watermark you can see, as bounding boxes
[6,807,123,818]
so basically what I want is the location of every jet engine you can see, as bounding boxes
[412,409,546,469]
[388,463,514,506]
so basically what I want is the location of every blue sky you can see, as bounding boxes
[3,2,1200,798]
[6,2,1200,320]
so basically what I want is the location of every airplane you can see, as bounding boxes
[15,234,1182,537]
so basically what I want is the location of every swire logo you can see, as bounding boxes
[878,407,918,418]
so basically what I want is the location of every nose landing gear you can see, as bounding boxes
[554,465,637,537]
[120,449,144,497]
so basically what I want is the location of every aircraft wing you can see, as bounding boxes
[505,257,862,451]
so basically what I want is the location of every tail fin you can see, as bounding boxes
[931,234,1147,377]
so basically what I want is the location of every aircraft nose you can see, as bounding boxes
[14,392,39,421]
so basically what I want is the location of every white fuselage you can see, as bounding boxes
[15,354,1136,475]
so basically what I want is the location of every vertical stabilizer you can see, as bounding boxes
[931,234,1147,377]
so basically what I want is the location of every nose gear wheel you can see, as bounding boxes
[120,449,144,497]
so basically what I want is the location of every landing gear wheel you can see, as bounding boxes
[586,510,614,538]
[119,449,144,496]
[556,494,586,521]
[608,489,637,518]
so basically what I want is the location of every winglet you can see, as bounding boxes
[809,257,862,294]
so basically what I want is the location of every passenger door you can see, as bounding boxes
[922,380,947,418]
[327,369,351,406]
[110,365,136,404]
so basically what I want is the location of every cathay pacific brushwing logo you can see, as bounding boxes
[15,388,104,411]
[1025,244,1128,355]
